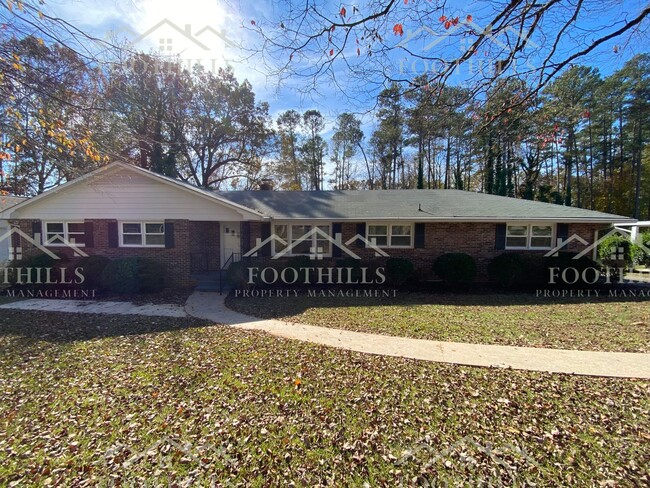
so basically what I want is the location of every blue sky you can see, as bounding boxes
[21,0,650,163]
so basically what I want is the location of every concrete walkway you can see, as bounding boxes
[0,299,187,317]
[2,293,648,378]
[185,292,650,379]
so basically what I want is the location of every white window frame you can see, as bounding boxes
[366,222,414,249]
[505,223,555,250]
[119,222,165,248]
[43,221,86,247]
[271,222,332,257]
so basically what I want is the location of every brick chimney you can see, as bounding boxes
[258,178,274,191]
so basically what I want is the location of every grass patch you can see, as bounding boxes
[226,292,650,352]
[0,310,648,486]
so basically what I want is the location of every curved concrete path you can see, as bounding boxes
[185,292,650,379]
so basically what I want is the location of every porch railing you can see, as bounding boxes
[219,252,241,295]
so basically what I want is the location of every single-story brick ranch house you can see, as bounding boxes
[0,162,635,287]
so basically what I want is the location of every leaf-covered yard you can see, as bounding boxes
[226,292,650,352]
[0,310,648,486]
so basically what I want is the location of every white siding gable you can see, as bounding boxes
[8,166,256,221]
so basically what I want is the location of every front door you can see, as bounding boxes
[221,222,241,267]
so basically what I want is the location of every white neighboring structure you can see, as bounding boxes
[0,196,26,263]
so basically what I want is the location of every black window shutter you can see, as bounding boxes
[32,221,42,240]
[260,222,271,256]
[355,223,366,248]
[414,223,425,249]
[495,223,507,250]
[165,222,175,249]
[556,223,569,244]
[241,221,251,254]
[84,221,95,248]
[332,223,342,257]
[108,221,119,248]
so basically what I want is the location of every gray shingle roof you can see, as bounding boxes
[218,189,633,222]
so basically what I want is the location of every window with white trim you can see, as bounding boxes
[44,222,85,246]
[367,223,413,248]
[272,223,331,256]
[120,222,165,247]
[506,224,554,250]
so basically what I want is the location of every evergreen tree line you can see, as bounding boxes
[1,35,648,219]
[360,56,650,220]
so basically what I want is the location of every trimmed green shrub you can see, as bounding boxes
[285,255,313,269]
[101,257,140,294]
[488,253,528,289]
[6,253,58,285]
[335,257,363,282]
[137,258,166,293]
[598,234,643,268]
[78,255,111,288]
[225,258,269,288]
[542,252,600,287]
[101,257,166,294]
[639,231,650,266]
[433,253,476,284]
[385,257,416,286]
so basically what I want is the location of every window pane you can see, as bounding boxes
[146,234,165,246]
[292,225,311,238]
[507,225,527,236]
[391,236,412,247]
[531,237,552,248]
[368,236,388,246]
[315,238,331,254]
[67,234,86,245]
[368,225,387,236]
[316,225,330,236]
[123,223,141,234]
[506,236,527,247]
[67,223,85,233]
[273,225,288,252]
[46,223,64,233]
[292,240,311,255]
[123,234,142,245]
[145,223,164,234]
[532,225,552,237]
[46,235,65,245]
[391,225,411,236]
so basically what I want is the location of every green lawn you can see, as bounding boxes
[0,310,648,486]
[226,292,650,352]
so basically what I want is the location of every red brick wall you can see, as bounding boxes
[7,218,612,287]
[10,218,193,287]
[246,221,611,281]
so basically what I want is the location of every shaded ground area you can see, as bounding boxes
[226,292,650,353]
[0,310,648,486]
